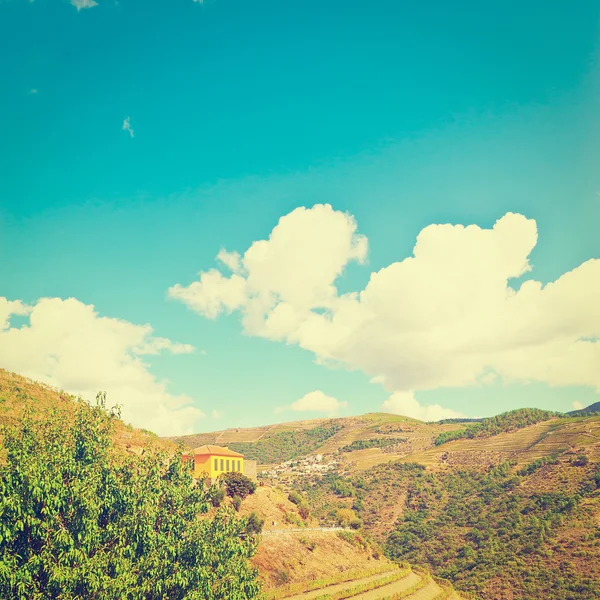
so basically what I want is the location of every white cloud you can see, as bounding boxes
[29,89,38,95]
[71,0,98,10]
[169,205,600,413]
[169,270,247,319]
[572,400,584,410]
[0,296,202,436]
[276,390,347,417]
[211,409,222,418]
[122,116,134,138]
[381,391,463,422]
[216,249,243,274]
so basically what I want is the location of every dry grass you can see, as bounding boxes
[238,485,318,530]
[253,528,388,593]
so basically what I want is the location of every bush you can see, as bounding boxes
[246,512,265,534]
[572,454,589,467]
[298,504,310,520]
[337,508,357,527]
[288,490,303,505]
[299,537,316,551]
[233,494,242,512]
[331,477,355,497]
[0,393,261,599]
[221,471,257,499]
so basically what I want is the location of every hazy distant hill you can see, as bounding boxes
[568,401,600,416]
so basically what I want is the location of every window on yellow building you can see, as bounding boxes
[237,460,241,471]
[220,459,224,471]
[226,460,230,471]
[214,459,218,470]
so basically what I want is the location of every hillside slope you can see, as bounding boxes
[182,407,600,598]
[1,369,466,599]
[0,368,170,456]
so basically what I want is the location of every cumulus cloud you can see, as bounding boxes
[122,116,134,138]
[0,296,202,435]
[169,204,600,415]
[381,391,463,422]
[71,0,98,10]
[217,249,243,273]
[572,401,584,410]
[276,390,347,417]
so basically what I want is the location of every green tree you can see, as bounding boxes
[0,394,261,600]
[220,471,257,500]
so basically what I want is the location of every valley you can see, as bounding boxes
[175,405,600,599]
[2,368,599,599]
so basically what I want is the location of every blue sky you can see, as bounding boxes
[1,0,599,434]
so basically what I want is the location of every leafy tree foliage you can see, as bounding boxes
[434,408,562,445]
[0,395,261,600]
[228,424,342,464]
[219,471,256,499]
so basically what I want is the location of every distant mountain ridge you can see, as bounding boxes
[568,401,600,416]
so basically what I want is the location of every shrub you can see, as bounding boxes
[288,490,303,505]
[221,471,257,499]
[233,494,242,511]
[246,512,265,534]
[298,504,310,520]
[299,537,316,551]
[337,508,357,527]
[572,454,589,467]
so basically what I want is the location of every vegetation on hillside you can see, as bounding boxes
[339,438,407,453]
[293,449,600,599]
[435,418,483,425]
[229,423,342,464]
[568,401,600,417]
[0,393,261,600]
[434,407,561,445]
[385,460,600,599]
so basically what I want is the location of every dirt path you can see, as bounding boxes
[347,572,421,599]
[280,569,403,600]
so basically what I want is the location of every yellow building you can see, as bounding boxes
[183,445,245,480]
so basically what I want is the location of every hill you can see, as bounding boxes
[1,369,466,599]
[171,412,465,473]
[569,401,600,416]
[178,407,600,598]
[0,368,171,457]
[4,369,599,598]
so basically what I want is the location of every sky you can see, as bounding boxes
[1,0,599,435]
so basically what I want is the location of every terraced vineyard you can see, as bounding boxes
[270,564,461,600]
